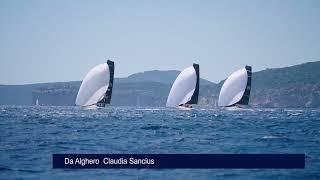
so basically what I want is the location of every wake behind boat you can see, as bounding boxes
[177,106,193,110]
[218,66,252,109]
[224,106,254,111]
[166,63,199,109]
[75,60,114,108]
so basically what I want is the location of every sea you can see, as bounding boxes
[0,105,319,179]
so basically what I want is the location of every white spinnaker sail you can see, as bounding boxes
[75,63,110,106]
[218,68,248,107]
[166,66,197,107]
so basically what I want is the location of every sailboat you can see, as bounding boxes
[75,60,114,108]
[166,63,199,109]
[36,99,40,106]
[218,66,252,108]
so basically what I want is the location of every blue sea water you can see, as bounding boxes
[0,105,319,179]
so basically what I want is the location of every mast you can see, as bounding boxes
[236,66,252,105]
[186,63,199,105]
[97,60,114,107]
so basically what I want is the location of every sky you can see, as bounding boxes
[0,0,319,85]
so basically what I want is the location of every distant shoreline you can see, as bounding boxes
[1,61,319,108]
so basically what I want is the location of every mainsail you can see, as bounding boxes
[75,60,114,107]
[218,66,252,107]
[166,64,200,107]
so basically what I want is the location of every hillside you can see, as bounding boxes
[250,61,320,107]
[0,61,319,107]
[117,70,213,85]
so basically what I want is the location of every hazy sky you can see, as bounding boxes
[1,0,319,84]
